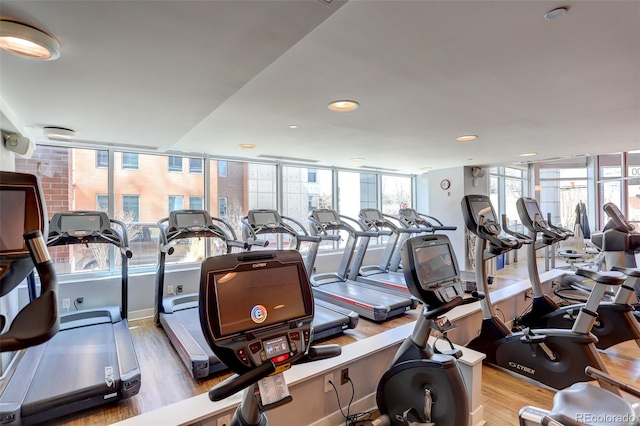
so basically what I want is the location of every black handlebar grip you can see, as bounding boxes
[306,344,342,361]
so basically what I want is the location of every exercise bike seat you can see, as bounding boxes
[549,382,638,426]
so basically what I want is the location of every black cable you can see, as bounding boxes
[329,377,375,426]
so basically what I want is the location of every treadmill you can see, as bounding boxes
[155,210,247,378]
[393,208,481,292]
[307,208,416,321]
[1,210,141,425]
[345,208,421,301]
[241,209,358,340]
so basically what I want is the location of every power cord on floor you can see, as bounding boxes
[328,374,376,426]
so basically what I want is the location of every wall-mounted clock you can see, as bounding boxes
[440,179,451,190]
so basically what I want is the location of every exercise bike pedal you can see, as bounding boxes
[519,328,547,345]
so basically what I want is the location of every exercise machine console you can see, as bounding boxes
[199,250,341,426]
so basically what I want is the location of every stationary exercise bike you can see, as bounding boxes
[461,194,624,392]
[519,366,640,426]
[364,234,483,426]
[199,250,341,426]
[511,197,640,349]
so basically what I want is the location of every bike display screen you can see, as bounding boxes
[413,242,458,288]
[0,189,26,252]
[212,264,309,337]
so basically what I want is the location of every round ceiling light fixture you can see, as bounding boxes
[238,144,257,149]
[328,100,359,112]
[456,135,477,142]
[0,20,60,60]
[519,152,538,157]
[545,7,567,20]
[420,166,432,171]
[43,126,77,140]
[289,125,298,129]
[350,157,364,162]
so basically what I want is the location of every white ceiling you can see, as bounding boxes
[1,0,638,174]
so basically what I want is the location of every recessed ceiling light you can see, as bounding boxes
[350,157,364,162]
[43,126,77,140]
[238,144,256,149]
[289,125,298,129]
[420,167,432,171]
[328,100,359,112]
[456,135,477,142]
[545,7,567,20]
[0,20,60,60]
[519,152,538,157]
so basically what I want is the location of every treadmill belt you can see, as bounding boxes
[173,308,218,362]
[22,323,118,416]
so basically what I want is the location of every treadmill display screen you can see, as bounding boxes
[60,214,102,232]
[0,189,26,252]
[523,199,544,222]
[362,210,383,221]
[399,209,419,219]
[316,211,338,224]
[414,242,458,288]
[470,200,496,223]
[175,212,207,228]
[213,265,308,337]
[252,211,279,226]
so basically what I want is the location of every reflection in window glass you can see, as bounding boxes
[122,195,140,221]
[338,171,376,218]
[168,156,183,172]
[15,146,109,274]
[189,196,203,210]
[381,175,412,215]
[218,160,228,177]
[168,195,184,212]
[211,160,243,235]
[599,181,621,227]
[283,166,332,225]
[96,150,108,168]
[97,194,108,211]
[599,153,622,178]
[189,158,203,174]
[219,197,227,217]
[114,151,205,267]
[121,152,139,169]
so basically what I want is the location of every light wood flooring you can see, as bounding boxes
[49,262,640,425]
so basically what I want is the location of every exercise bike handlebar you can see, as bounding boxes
[208,344,341,402]
[585,366,640,399]
[209,362,275,401]
[423,291,485,320]
[1,231,60,352]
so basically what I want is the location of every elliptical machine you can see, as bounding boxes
[461,194,624,392]
[511,197,640,349]
[363,234,483,426]
[199,250,341,426]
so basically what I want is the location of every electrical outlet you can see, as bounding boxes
[177,285,183,294]
[324,373,333,393]
[167,285,174,295]
[63,298,70,310]
[341,368,349,385]
[216,414,231,426]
